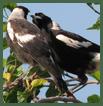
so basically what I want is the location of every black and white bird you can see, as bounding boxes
[7,6,75,98]
[31,13,100,83]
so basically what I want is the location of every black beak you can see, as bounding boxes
[30,15,34,18]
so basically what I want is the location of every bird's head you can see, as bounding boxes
[31,13,53,30]
[8,6,30,20]
[31,13,61,31]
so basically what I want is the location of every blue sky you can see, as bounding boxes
[4,3,100,102]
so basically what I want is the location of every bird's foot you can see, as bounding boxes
[66,90,76,99]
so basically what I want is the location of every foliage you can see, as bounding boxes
[3,3,100,103]
[3,22,7,32]
[91,70,100,81]
[87,3,100,30]
[87,18,100,30]
[3,3,17,11]
[87,94,100,103]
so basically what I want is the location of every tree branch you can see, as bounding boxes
[72,80,99,93]
[3,74,26,90]
[87,3,100,15]
[34,96,82,103]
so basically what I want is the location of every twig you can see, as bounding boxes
[3,74,26,90]
[72,80,99,93]
[34,96,82,103]
[70,83,82,91]
[87,3,100,15]
[73,84,86,93]
[64,73,80,82]
[3,72,39,90]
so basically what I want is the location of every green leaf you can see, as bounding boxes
[87,18,100,30]
[3,37,8,49]
[3,22,7,32]
[27,66,40,76]
[17,90,33,103]
[17,91,28,103]
[7,64,15,72]
[87,94,100,103]
[3,3,17,11]
[7,52,21,67]
[91,71,100,81]
[3,88,18,103]
[3,72,12,82]
[27,66,50,78]
[46,83,59,97]
[15,66,23,77]
[31,78,47,88]
[3,58,7,67]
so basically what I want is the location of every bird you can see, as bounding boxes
[31,12,100,84]
[6,6,75,98]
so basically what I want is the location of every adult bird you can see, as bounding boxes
[31,13,100,84]
[6,6,75,98]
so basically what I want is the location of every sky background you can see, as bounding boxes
[3,3,100,102]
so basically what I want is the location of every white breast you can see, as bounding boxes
[7,22,37,47]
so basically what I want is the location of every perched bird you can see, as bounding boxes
[31,13,100,83]
[7,6,75,98]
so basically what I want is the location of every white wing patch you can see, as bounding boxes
[15,34,36,47]
[7,22,14,41]
[15,33,36,43]
[56,34,92,48]
[7,22,36,47]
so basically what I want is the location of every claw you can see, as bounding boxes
[66,90,76,99]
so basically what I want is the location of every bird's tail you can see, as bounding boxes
[87,53,100,74]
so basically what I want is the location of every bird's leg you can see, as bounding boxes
[54,77,76,99]
[70,74,88,92]
[66,90,76,99]
[36,56,76,98]
[78,74,88,84]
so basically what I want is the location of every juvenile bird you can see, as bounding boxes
[7,6,75,98]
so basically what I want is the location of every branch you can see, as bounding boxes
[87,3,100,15]
[3,72,39,90]
[34,96,82,103]
[64,73,81,82]
[3,74,26,90]
[71,80,99,93]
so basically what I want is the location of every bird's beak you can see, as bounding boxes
[30,15,34,18]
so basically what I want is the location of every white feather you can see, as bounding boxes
[7,22,36,47]
[15,33,36,43]
[92,53,100,62]
[7,22,14,41]
[8,8,25,21]
[56,34,92,48]
[51,21,61,30]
